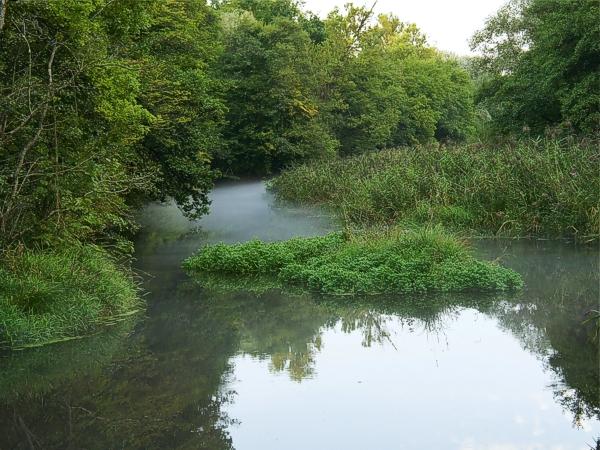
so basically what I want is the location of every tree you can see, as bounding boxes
[215,1,336,174]
[135,0,226,219]
[471,0,600,134]
[0,0,226,249]
[319,7,474,153]
[0,0,154,249]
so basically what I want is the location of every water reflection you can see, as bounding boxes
[476,240,600,428]
[0,181,598,449]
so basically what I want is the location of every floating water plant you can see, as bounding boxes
[183,227,523,296]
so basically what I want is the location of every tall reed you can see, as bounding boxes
[271,138,599,240]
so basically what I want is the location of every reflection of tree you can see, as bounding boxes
[207,288,478,382]
[339,310,397,348]
[476,240,600,427]
[0,279,238,450]
[210,290,333,381]
[331,296,471,349]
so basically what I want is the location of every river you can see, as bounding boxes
[0,180,598,449]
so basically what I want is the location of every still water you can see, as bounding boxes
[0,180,598,449]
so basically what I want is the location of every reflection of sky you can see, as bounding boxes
[223,309,599,450]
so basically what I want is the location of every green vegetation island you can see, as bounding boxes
[183,228,523,295]
[1,0,598,349]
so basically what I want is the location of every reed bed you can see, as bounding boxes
[271,138,600,240]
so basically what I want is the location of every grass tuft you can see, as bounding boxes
[0,246,141,349]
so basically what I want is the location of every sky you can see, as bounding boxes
[300,0,507,55]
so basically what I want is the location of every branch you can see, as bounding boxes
[0,0,7,33]
[355,0,378,37]
[347,1,378,54]
[9,43,57,202]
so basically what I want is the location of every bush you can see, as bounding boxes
[271,138,599,240]
[183,227,523,295]
[0,246,141,349]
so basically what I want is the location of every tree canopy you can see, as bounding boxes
[0,0,479,251]
[470,0,599,134]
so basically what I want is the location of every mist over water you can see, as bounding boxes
[0,180,598,449]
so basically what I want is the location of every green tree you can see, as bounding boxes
[0,0,154,249]
[471,0,600,134]
[135,0,226,218]
[0,0,225,248]
[215,1,336,174]
[318,7,474,153]
[317,6,407,155]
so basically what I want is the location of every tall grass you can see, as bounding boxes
[271,138,600,240]
[0,246,141,349]
[183,227,523,295]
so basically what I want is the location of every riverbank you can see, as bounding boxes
[271,138,599,241]
[0,246,141,349]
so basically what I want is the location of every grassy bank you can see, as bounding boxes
[0,246,141,349]
[183,227,522,295]
[271,138,599,240]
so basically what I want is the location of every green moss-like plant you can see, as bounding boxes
[0,246,142,349]
[183,227,523,296]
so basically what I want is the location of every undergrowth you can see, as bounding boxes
[183,227,523,296]
[270,138,599,240]
[0,246,141,349]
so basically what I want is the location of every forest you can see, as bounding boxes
[0,0,598,349]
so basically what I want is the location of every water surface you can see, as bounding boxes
[0,180,598,449]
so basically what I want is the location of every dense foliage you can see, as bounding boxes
[0,0,478,247]
[183,228,523,295]
[0,0,225,251]
[213,1,476,173]
[271,139,600,240]
[135,0,226,218]
[470,0,599,134]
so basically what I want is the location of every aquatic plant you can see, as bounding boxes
[0,246,141,349]
[183,227,523,295]
[270,138,599,240]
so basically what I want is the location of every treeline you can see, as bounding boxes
[2,0,597,251]
[214,1,474,173]
[0,0,476,251]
